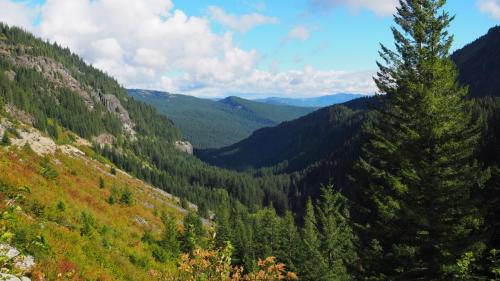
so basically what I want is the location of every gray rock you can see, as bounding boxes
[175,141,193,155]
[0,273,31,281]
[14,255,35,271]
[0,244,20,259]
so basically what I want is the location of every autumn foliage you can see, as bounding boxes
[150,243,297,281]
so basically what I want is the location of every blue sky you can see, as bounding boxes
[177,0,498,71]
[1,0,499,98]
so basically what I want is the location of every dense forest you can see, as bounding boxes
[1,0,500,280]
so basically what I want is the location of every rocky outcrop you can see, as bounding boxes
[97,92,136,135]
[92,133,116,147]
[0,244,35,281]
[175,141,193,155]
[14,54,95,108]
[4,104,35,125]
[1,118,86,157]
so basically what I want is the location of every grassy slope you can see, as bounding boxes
[0,136,187,280]
[128,90,315,149]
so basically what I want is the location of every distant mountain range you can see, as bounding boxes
[255,93,368,107]
[128,89,316,148]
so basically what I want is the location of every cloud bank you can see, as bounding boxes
[0,0,377,98]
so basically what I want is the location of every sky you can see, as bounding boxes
[0,0,499,98]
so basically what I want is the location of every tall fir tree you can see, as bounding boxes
[214,190,233,248]
[299,198,329,281]
[159,212,181,259]
[352,0,487,279]
[253,207,280,259]
[316,185,358,280]
[276,211,301,274]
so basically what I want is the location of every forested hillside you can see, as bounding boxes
[128,89,315,148]
[452,25,500,98]
[0,23,302,215]
[197,103,365,173]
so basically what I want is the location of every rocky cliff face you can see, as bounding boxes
[97,92,136,135]
[0,41,136,137]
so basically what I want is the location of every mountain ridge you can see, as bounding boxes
[452,25,500,98]
[128,89,316,148]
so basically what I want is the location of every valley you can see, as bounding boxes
[0,1,500,280]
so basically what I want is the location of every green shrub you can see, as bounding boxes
[80,211,96,237]
[1,131,10,146]
[119,187,133,206]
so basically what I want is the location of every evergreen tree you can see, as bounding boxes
[299,198,329,281]
[214,190,233,247]
[316,186,357,280]
[158,212,180,259]
[276,211,301,273]
[353,0,487,279]
[232,212,255,269]
[181,212,205,253]
[253,207,279,259]
[99,177,105,189]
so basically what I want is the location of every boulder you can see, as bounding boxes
[175,141,193,155]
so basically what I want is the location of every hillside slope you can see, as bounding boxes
[128,89,316,148]
[1,23,309,224]
[0,23,306,280]
[197,103,366,173]
[0,116,191,280]
[452,25,500,98]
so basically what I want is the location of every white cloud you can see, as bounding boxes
[207,6,278,33]
[309,0,398,17]
[478,0,500,19]
[0,0,377,98]
[0,0,37,30]
[168,67,376,98]
[287,26,310,41]
[32,0,260,91]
